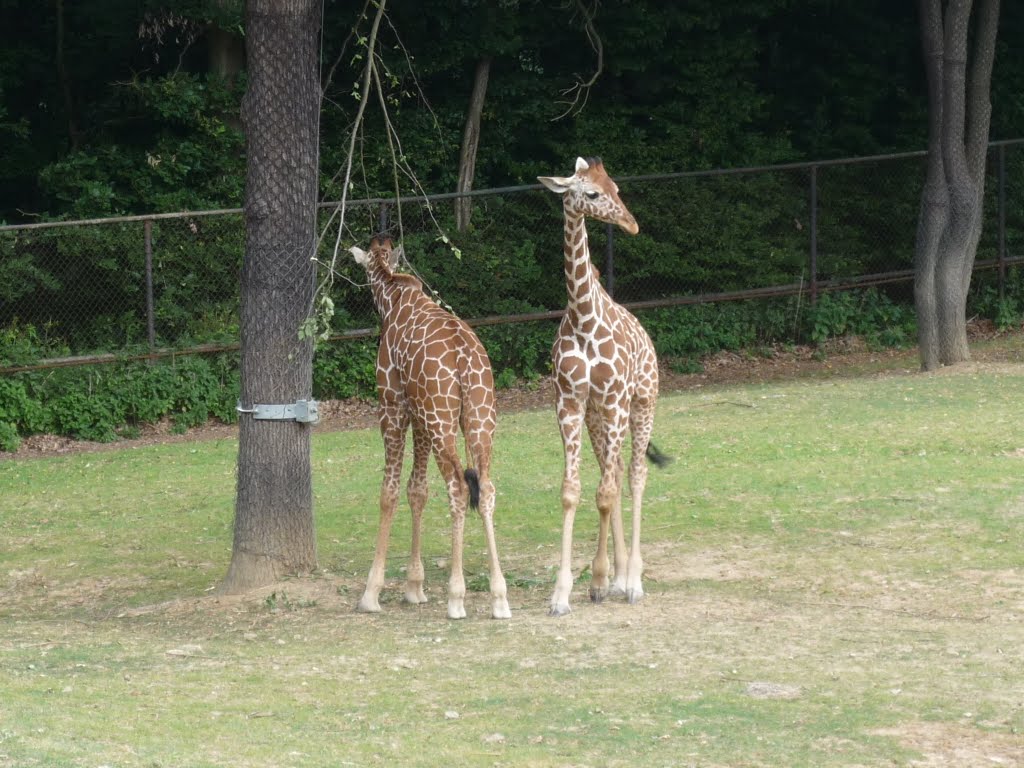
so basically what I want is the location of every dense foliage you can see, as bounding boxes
[5,1,1023,221]
[2,1,1024,447]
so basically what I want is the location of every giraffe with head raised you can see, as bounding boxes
[538,156,668,617]
[349,235,511,620]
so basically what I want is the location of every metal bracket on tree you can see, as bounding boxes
[236,399,320,424]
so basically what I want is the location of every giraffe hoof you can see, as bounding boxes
[491,599,512,620]
[607,583,627,598]
[404,590,428,605]
[589,586,607,604]
[625,588,644,605]
[548,603,571,618]
[356,597,382,613]
[447,601,467,620]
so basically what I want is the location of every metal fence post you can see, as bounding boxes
[604,221,615,299]
[144,218,156,357]
[998,142,1007,300]
[809,164,819,305]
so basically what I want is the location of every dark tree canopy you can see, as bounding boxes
[3,0,1023,223]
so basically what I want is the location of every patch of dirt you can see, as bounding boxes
[873,722,1024,767]
[5,320,1022,461]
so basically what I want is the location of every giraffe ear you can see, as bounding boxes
[349,245,369,267]
[575,156,590,173]
[538,175,574,194]
[390,244,404,270]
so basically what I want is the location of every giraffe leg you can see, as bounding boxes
[476,466,511,619]
[624,401,656,605]
[435,435,468,620]
[461,356,509,619]
[584,408,611,602]
[591,408,629,604]
[607,482,628,598]
[550,397,584,617]
[607,446,628,599]
[403,422,430,605]
[358,406,408,613]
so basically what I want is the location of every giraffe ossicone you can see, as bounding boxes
[538,157,666,617]
[350,235,511,620]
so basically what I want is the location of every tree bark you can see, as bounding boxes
[208,24,246,82]
[455,57,491,232]
[914,0,1000,370]
[221,0,322,594]
[55,0,80,151]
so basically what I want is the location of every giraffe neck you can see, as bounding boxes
[562,205,604,315]
[367,263,402,320]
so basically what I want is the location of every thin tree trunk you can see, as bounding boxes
[455,57,491,232]
[915,0,946,370]
[55,0,80,151]
[221,0,322,594]
[914,0,1000,370]
[208,25,246,82]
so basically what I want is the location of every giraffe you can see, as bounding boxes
[538,156,668,617]
[348,235,511,620]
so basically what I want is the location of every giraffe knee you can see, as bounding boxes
[381,480,401,509]
[596,484,618,514]
[476,479,496,515]
[561,478,581,509]
[406,477,428,508]
[629,461,649,494]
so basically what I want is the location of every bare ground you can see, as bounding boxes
[60,547,1024,768]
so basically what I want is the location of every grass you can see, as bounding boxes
[2,361,1024,767]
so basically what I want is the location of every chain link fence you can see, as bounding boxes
[2,140,1022,375]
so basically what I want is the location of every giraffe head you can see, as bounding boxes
[537,157,639,235]
[350,235,403,275]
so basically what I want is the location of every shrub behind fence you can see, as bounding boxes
[2,140,1022,377]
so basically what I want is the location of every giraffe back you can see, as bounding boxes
[355,238,495,438]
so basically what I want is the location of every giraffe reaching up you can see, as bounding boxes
[538,156,668,617]
[349,236,511,620]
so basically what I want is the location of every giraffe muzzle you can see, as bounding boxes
[619,214,639,236]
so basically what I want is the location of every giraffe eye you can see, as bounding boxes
[584,191,600,200]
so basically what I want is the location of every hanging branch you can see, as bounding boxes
[551,0,603,121]
[305,0,462,340]
[301,0,387,342]
[321,0,373,97]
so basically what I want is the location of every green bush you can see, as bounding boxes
[312,339,377,400]
[0,320,70,367]
[638,299,796,361]
[0,286,956,451]
[805,289,916,347]
[477,319,556,386]
[0,421,19,452]
[0,354,240,450]
[970,267,1024,331]
[0,376,50,435]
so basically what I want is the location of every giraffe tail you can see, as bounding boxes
[464,468,481,509]
[646,442,672,469]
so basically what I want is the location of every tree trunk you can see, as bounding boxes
[914,0,999,370]
[54,0,80,151]
[208,24,246,82]
[455,57,491,232]
[221,0,322,594]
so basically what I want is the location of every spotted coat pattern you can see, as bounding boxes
[349,236,510,620]
[538,157,659,616]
